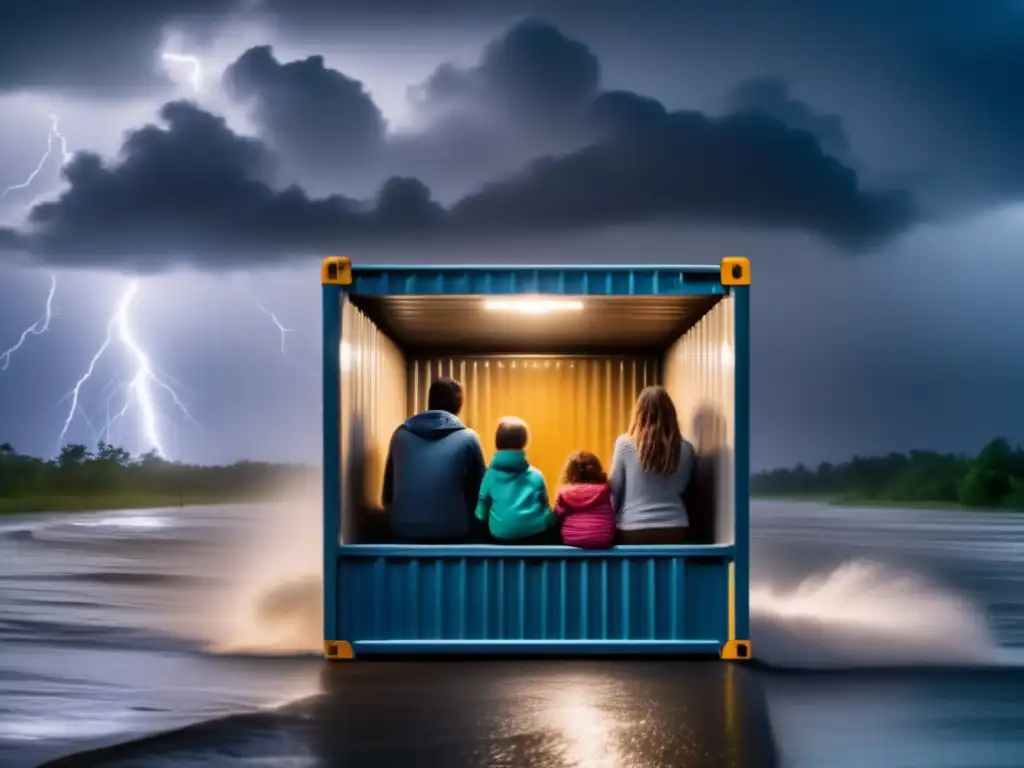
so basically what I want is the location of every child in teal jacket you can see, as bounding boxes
[475,417,558,544]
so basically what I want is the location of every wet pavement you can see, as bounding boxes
[42,660,775,767]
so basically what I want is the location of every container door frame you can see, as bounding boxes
[322,261,348,644]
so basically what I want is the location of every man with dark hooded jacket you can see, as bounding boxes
[382,377,487,543]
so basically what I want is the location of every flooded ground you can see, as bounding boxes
[1,500,1022,767]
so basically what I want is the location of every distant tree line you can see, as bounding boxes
[752,438,1024,509]
[0,441,317,505]
[7,437,1023,512]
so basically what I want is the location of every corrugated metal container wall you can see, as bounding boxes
[409,356,660,496]
[340,300,407,541]
[663,297,735,544]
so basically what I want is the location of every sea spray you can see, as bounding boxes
[751,559,1004,669]
[200,479,323,656]
[196,481,1014,669]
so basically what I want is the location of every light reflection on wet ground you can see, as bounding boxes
[42,661,774,768]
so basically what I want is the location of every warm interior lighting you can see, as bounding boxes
[482,297,585,314]
[719,342,734,368]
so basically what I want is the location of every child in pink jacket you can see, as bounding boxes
[554,451,616,549]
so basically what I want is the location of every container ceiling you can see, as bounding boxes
[351,295,721,354]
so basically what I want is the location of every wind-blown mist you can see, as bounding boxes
[751,561,1013,669]
[187,477,325,656]
[176,484,1019,668]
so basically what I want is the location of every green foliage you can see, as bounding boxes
[752,438,1024,510]
[0,441,315,511]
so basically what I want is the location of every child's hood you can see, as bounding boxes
[560,483,611,508]
[489,449,530,475]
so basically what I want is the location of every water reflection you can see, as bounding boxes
[70,515,172,530]
[549,679,625,767]
[314,660,773,767]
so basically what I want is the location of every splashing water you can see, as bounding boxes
[751,559,1014,669]
[199,480,324,656]
[191,484,1019,670]
[210,573,322,656]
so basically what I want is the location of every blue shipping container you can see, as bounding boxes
[321,257,751,660]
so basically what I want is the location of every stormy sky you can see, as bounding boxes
[0,0,1022,470]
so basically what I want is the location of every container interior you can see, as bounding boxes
[339,293,735,545]
[356,294,719,354]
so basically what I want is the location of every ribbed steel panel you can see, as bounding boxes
[340,299,407,540]
[337,547,730,645]
[350,265,726,297]
[663,296,735,544]
[354,295,719,353]
[409,356,660,496]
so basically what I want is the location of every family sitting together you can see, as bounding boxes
[381,377,698,548]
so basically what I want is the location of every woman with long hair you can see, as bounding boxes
[609,386,696,544]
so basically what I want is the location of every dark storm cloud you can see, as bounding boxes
[1,96,913,270]
[920,25,1024,199]
[726,78,852,162]
[452,93,913,248]
[221,21,603,196]
[222,46,386,176]
[256,0,1024,203]
[0,15,918,270]
[255,0,700,22]
[0,0,238,94]
[414,18,600,124]
[256,0,587,23]
[7,0,1024,200]
[6,101,444,270]
[0,228,28,253]
[144,18,909,269]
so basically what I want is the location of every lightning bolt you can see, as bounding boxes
[160,52,203,93]
[252,298,292,355]
[237,287,316,376]
[0,274,57,371]
[235,282,296,358]
[1,114,71,198]
[58,280,199,459]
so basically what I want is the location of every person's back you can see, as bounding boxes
[475,417,557,544]
[609,386,696,544]
[610,435,694,528]
[554,450,616,549]
[383,378,486,543]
